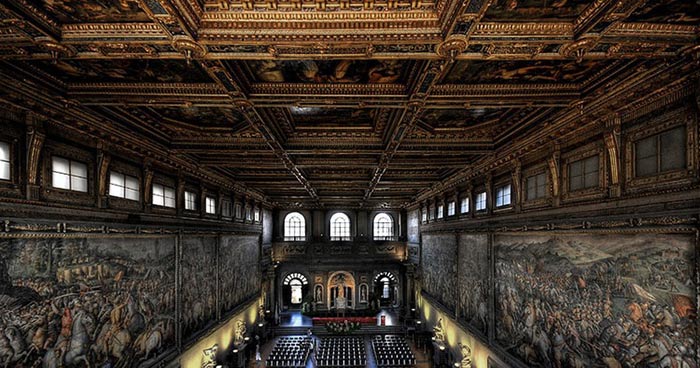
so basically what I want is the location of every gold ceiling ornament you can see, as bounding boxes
[436,35,468,61]
[171,37,207,65]
[560,37,598,63]
[36,39,76,63]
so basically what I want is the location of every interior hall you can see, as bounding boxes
[0,0,698,367]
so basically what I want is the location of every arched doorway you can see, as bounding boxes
[373,272,398,307]
[327,271,355,309]
[282,273,309,310]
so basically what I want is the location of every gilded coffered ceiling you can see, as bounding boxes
[0,0,698,208]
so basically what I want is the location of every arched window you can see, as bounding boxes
[283,273,308,305]
[373,213,394,240]
[284,212,306,241]
[380,277,390,299]
[330,213,351,241]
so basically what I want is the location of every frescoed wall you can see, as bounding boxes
[494,233,696,368]
[419,229,698,368]
[0,231,261,368]
[0,236,176,368]
[421,233,458,312]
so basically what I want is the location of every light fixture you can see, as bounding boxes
[416,321,421,324]
[266,310,271,314]
[258,322,264,327]
[455,363,461,367]
[432,336,436,341]
[411,308,416,312]
[233,349,239,354]
[439,345,446,351]
[244,336,250,342]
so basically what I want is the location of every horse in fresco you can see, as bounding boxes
[43,311,96,368]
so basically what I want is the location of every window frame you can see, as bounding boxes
[205,196,217,215]
[525,171,547,202]
[329,212,351,241]
[475,191,487,212]
[184,190,197,211]
[221,199,232,218]
[284,212,306,241]
[51,156,88,193]
[495,183,512,208]
[460,197,469,214]
[0,141,11,182]
[373,213,394,241]
[108,171,140,201]
[152,183,176,208]
[633,126,686,178]
[437,204,444,219]
[561,143,606,202]
[447,201,455,216]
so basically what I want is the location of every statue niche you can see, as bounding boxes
[328,271,355,310]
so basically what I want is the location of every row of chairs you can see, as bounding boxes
[372,335,416,367]
[266,336,311,368]
[317,336,367,367]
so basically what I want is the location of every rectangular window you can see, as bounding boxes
[222,200,232,217]
[109,171,139,201]
[495,184,512,207]
[475,192,487,211]
[429,207,435,220]
[246,207,252,221]
[254,209,261,222]
[569,155,599,191]
[437,205,444,219]
[635,126,686,177]
[422,210,427,222]
[205,196,216,214]
[185,191,197,211]
[460,197,469,213]
[526,172,547,201]
[0,142,10,181]
[235,204,242,218]
[447,201,455,216]
[52,156,88,192]
[152,183,175,208]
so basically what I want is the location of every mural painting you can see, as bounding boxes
[483,0,590,20]
[247,60,407,84]
[182,236,217,339]
[457,234,489,336]
[31,59,213,84]
[149,107,247,129]
[38,0,151,23]
[421,108,505,129]
[0,236,176,367]
[494,233,696,367]
[628,0,700,25]
[289,107,375,127]
[444,60,607,84]
[421,234,458,312]
[219,235,261,317]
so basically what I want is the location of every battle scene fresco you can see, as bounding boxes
[494,233,696,368]
[289,107,376,127]
[444,60,607,84]
[421,234,458,312]
[246,60,408,84]
[627,0,700,25]
[148,107,247,129]
[219,235,261,317]
[182,236,217,339]
[421,108,506,129]
[483,0,591,20]
[29,59,213,84]
[0,236,176,368]
[457,234,489,336]
[37,0,152,23]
